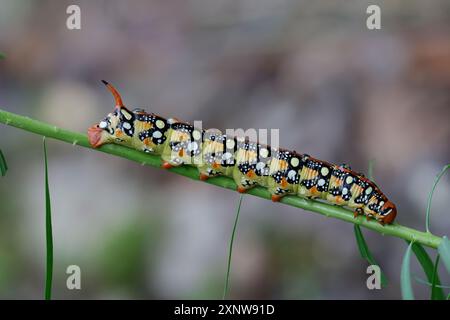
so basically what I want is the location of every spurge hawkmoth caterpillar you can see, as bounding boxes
[88,81,397,225]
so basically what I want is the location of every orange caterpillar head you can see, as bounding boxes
[379,200,397,225]
[88,81,135,148]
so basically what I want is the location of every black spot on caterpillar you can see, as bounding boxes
[88,81,397,225]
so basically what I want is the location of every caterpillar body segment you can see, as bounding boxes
[298,155,333,200]
[88,81,397,225]
[267,149,302,201]
[160,122,204,168]
[196,130,235,179]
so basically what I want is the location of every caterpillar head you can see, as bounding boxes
[379,200,397,225]
[88,81,135,148]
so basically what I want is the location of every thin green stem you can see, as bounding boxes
[426,164,450,233]
[413,274,450,289]
[0,108,445,249]
[0,148,7,176]
[43,137,53,300]
[223,194,243,300]
[431,255,442,299]
[401,241,415,300]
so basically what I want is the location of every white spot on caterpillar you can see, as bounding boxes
[256,162,265,171]
[120,109,132,120]
[226,139,235,149]
[365,187,373,194]
[192,130,201,140]
[318,179,326,186]
[320,167,329,176]
[260,148,269,158]
[123,122,131,130]
[342,188,348,195]
[99,121,108,129]
[156,120,165,129]
[346,176,353,184]
[222,152,232,160]
[290,157,300,167]
[287,170,297,179]
[187,141,198,151]
[379,201,384,207]
[152,131,162,138]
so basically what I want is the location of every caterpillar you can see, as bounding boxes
[88,81,397,225]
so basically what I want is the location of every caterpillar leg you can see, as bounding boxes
[271,194,283,202]
[233,165,258,195]
[235,180,257,194]
[198,166,223,181]
[161,161,174,169]
[161,156,186,169]
[353,207,363,218]
[237,186,248,193]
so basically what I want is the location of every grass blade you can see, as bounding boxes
[223,194,243,300]
[413,275,450,289]
[425,164,450,233]
[353,160,387,286]
[401,242,414,300]
[431,255,442,300]
[353,224,388,286]
[0,149,7,176]
[438,236,450,274]
[43,137,53,300]
[409,242,444,299]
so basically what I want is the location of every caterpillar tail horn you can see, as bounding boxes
[101,80,124,109]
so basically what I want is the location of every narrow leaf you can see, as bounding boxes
[413,275,450,289]
[0,149,7,176]
[223,194,243,300]
[353,225,388,286]
[401,242,415,300]
[438,236,450,274]
[431,255,442,300]
[354,224,373,261]
[425,164,450,233]
[43,138,53,300]
[410,242,445,300]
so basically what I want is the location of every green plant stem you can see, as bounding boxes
[401,242,415,300]
[223,194,243,300]
[43,138,53,300]
[426,164,450,233]
[0,108,444,249]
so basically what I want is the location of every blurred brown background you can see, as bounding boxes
[0,0,449,299]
